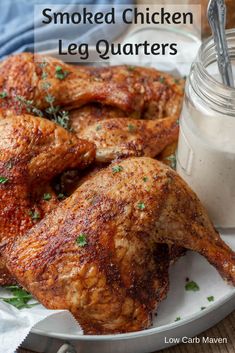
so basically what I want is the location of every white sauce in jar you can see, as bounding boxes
[177,104,235,228]
[177,56,235,228]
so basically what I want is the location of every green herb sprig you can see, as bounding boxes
[40,60,71,130]
[12,61,71,130]
[15,95,44,117]
[0,285,38,309]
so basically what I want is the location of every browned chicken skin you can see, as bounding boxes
[0,114,95,285]
[6,158,235,334]
[1,55,233,337]
[0,53,184,118]
[79,116,179,162]
[70,104,132,134]
[0,55,184,287]
[82,65,184,119]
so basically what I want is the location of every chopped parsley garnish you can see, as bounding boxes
[143,177,148,182]
[43,193,52,201]
[0,176,9,184]
[207,296,214,302]
[0,285,37,309]
[57,193,65,200]
[166,154,177,170]
[175,317,181,321]
[137,202,145,210]
[159,76,165,83]
[0,91,8,98]
[185,280,200,292]
[174,78,180,84]
[55,66,70,80]
[29,210,41,221]
[128,124,136,132]
[96,124,102,131]
[201,306,206,311]
[127,66,135,71]
[112,165,123,174]
[76,233,87,247]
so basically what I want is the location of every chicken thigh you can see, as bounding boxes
[6,158,235,334]
[0,113,95,285]
[79,116,179,162]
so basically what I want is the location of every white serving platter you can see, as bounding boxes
[21,232,235,353]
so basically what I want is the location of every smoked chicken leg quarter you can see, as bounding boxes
[0,114,96,285]
[6,157,235,334]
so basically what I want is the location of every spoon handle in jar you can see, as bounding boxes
[207,0,234,88]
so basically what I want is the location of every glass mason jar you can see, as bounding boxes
[177,29,235,229]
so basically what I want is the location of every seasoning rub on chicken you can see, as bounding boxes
[0,53,234,337]
[6,158,235,334]
[0,113,95,285]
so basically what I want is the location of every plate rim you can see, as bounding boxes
[31,287,235,341]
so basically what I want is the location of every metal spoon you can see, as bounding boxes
[207,0,234,87]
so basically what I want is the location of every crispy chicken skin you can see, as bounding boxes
[79,117,179,162]
[0,114,95,184]
[0,114,95,285]
[70,104,132,134]
[6,158,235,334]
[0,53,184,117]
[0,54,138,113]
[84,65,184,119]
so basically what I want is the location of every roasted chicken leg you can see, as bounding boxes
[0,53,184,118]
[0,113,95,285]
[79,116,179,162]
[6,157,235,334]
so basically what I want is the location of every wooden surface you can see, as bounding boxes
[18,310,235,353]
